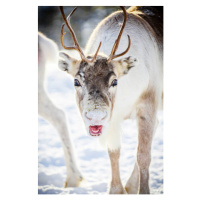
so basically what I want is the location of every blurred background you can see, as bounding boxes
[38,6,128,49]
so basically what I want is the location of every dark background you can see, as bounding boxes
[38,6,128,49]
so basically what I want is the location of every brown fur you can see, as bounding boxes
[127,6,163,54]
[136,89,158,194]
[108,149,126,194]
[72,55,137,115]
[75,56,116,112]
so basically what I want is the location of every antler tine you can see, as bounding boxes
[59,6,86,60]
[88,42,102,63]
[111,35,131,60]
[59,6,102,63]
[60,23,75,50]
[107,6,131,62]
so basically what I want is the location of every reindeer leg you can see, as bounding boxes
[125,114,160,194]
[108,148,126,194]
[39,90,83,187]
[135,91,158,194]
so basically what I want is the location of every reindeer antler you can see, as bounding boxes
[59,6,101,63]
[107,6,131,62]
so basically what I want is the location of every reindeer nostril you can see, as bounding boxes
[101,111,108,120]
[85,110,107,122]
[85,112,92,120]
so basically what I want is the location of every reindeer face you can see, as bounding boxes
[58,6,135,137]
[59,53,138,137]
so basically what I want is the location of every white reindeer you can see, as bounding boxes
[58,6,163,194]
[38,32,83,187]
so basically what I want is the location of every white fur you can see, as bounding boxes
[58,8,163,194]
[38,32,83,187]
[84,10,162,194]
[85,12,163,150]
[84,110,107,125]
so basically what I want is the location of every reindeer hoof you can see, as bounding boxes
[125,185,138,194]
[64,175,83,188]
[122,188,127,194]
[109,185,127,194]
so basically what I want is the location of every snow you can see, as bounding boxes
[38,63,163,194]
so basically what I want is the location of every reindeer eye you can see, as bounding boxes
[111,79,117,87]
[74,79,81,87]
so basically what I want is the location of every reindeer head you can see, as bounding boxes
[58,6,138,137]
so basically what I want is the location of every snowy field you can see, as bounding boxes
[38,62,163,195]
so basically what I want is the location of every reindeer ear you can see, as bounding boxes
[58,51,79,77]
[114,56,138,77]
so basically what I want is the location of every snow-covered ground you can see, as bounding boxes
[38,62,163,194]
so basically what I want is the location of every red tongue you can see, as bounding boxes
[89,125,103,135]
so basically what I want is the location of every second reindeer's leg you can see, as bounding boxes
[108,148,126,194]
[39,91,83,187]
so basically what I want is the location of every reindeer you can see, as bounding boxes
[38,32,83,187]
[58,6,163,194]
